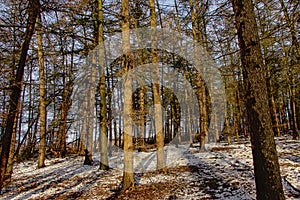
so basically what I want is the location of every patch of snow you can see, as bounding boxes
[1,137,299,199]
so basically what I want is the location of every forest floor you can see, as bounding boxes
[1,135,300,200]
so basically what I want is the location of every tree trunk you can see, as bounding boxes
[290,76,299,139]
[99,74,109,168]
[57,69,71,158]
[37,12,46,168]
[231,0,285,199]
[267,64,281,137]
[0,0,40,190]
[139,86,145,150]
[257,8,282,138]
[4,115,18,181]
[197,0,209,147]
[150,0,165,170]
[122,0,134,190]
[84,54,96,165]
[189,0,208,150]
[98,0,109,170]
[79,93,88,156]
[278,0,299,139]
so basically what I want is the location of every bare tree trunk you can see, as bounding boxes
[290,76,299,139]
[0,0,40,190]
[99,74,109,168]
[98,0,109,170]
[197,0,209,148]
[37,12,46,168]
[257,8,282,138]
[139,86,145,150]
[231,0,285,199]
[79,94,88,156]
[279,0,299,139]
[134,17,146,151]
[78,20,89,156]
[4,114,18,181]
[150,0,165,170]
[189,0,208,150]
[199,78,208,150]
[185,84,193,147]
[84,55,96,165]
[267,64,281,137]
[57,68,70,158]
[122,0,134,190]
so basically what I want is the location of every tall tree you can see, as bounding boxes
[150,0,165,170]
[231,0,285,199]
[0,0,40,190]
[279,0,299,139]
[189,0,208,149]
[256,2,281,137]
[122,0,134,190]
[37,12,46,168]
[57,53,72,158]
[98,0,109,170]
[83,54,96,165]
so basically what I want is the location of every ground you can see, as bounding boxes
[1,136,300,199]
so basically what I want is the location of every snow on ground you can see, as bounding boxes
[1,136,299,199]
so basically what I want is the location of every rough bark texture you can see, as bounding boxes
[291,76,299,139]
[267,64,281,137]
[84,55,96,166]
[138,86,145,150]
[231,0,285,199]
[123,67,134,190]
[57,79,71,158]
[150,0,165,170]
[4,116,17,180]
[79,93,88,156]
[189,0,208,150]
[122,0,134,190]
[0,0,40,190]
[98,0,109,170]
[37,13,46,168]
[99,74,109,169]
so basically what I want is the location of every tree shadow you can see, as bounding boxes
[0,158,106,200]
[180,147,255,199]
[107,144,256,200]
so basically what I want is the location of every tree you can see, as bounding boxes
[0,0,40,190]
[83,54,96,165]
[279,0,299,139]
[150,0,165,170]
[37,12,46,168]
[98,0,109,170]
[231,0,285,199]
[122,0,134,190]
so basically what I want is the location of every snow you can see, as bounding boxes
[1,136,300,199]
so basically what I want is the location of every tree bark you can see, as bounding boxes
[84,54,96,165]
[150,0,165,170]
[189,0,208,150]
[231,0,285,199]
[122,0,134,190]
[98,0,109,170]
[0,0,40,190]
[4,114,18,181]
[57,64,72,158]
[37,12,46,168]
[290,76,299,139]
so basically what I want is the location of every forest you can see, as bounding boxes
[0,0,299,199]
